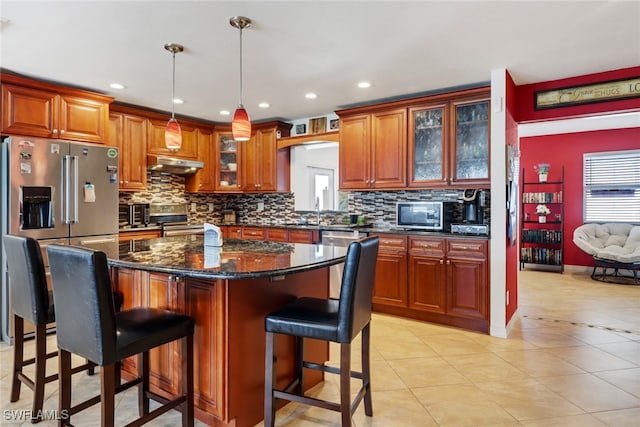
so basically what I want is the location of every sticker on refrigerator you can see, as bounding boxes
[20,162,31,174]
[84,183,96,203]
[18,139,34,148]
[107,148,118,158]
[50,144,60,155]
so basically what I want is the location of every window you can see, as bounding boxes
[583,150,640,223]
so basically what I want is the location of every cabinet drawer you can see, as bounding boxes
[447,239,487,258]
[227,226,243,238]
[373,234,407,251]
[409,237,445,256]
[288,229,317,244]
[242,226,265,240]
[266,228,289,242]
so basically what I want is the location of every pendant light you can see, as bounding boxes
[164,43,184,150]
[230,16,252,141]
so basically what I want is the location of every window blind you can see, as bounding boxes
[583,150,640,223]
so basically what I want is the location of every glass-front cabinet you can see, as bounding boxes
[409,103,447,186]
[408,95,490,188]
[452,98,489,184]
[216,132,241,191]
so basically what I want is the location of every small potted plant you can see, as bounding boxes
[534,163,550,182]
[536,204,551,223]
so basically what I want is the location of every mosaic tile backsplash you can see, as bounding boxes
[120,171,490,226]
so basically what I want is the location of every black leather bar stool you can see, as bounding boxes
[46,244,195,427]
[264,236,379,427]
[2,235,96,424]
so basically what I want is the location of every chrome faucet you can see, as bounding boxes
[315,197,321,225]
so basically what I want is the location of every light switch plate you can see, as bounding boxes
[257,201,264,212]
[190,202,197,212]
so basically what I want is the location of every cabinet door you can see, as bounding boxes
[288,229,317,243]
[451,98,490,185]
[241,226,264,240]
[408,104,448,187]
[446,257,487,320]
[266,228,289,242]
[59,94,109,143]
[339,114,370,189]
[112,268,144,376]
[186,127,215,192]
[147,272,181,395]
[373,251,408,307]
[370,108,406,188]
[216,132,242,192]
[109,113,148,191]
[147,118,198,160]
[408,254,446,313]
[185,278,225,417]
[257,128,278,191]
[1,84,58,137]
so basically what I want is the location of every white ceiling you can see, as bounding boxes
[1,1,639,124]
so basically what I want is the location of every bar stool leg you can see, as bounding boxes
[182,335,194,427]
[138,351,150,416]
[10,315,24,403]
[361,324,373,416]
[100,364,116,427]
[264,331,276,427]
[295,336,304,395]
[58,349,72,427]
[31,324,47,423]
[340,343,351,427]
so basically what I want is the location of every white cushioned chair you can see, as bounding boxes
[573,223,640,263]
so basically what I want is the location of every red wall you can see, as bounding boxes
[515,66,640,122]
[505,71,519,323]
[520,127,640,266]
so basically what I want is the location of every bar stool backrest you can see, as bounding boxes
[337,236,379,343]
[2,235,50,325]
[47,244,117,366]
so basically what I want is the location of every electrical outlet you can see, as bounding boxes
[207,203,214,213]
[190,202,197,212]
[506,290,510,306]
[257,201,264,212]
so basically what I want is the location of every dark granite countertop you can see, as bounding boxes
[85,235,347,280]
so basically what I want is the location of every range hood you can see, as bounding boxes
[147,155,203,175]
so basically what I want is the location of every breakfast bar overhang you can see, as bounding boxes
[87,235,347,427]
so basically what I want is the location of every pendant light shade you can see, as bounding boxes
[164,43,184,150]
[230,16,252,141]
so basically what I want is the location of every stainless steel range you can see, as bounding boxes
[150,203,204,236]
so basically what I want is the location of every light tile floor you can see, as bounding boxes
[1,269,638,426]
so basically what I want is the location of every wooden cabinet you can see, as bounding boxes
[1,74,112,143]
[241,122,292,192]
[185,127,216,193]
[265,228,289,242]
[241,226,265,240]
[371,234,489,333]
[408,93,490,187]
[108,112,148,191]
[147,117,198,160]
[338,109,406,190]
[215,131,242,192]
[371,234,408,307]
[408,237,447,313]
[288,229,319,244]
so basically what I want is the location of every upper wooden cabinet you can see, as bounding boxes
[108,112,148,191]
[185,127,215,193]
[240,121,292,193]
[338,87,490,190]
[1,74,113,143]
[215,130,242,192]
[147,117,198,160]
[338,108,407,190]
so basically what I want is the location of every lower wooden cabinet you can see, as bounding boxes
[371,234,489,333]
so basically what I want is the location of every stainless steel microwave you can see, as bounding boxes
[396,201,453,231]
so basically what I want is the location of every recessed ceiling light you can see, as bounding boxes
[109,83,125,89]
[258,102,270,108]
[220,110,231,116]
[172,98,183,104]
[357,81,371,88]
[305,93,317,99]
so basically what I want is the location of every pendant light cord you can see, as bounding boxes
[238,25,244,107]
[171,50,176,119]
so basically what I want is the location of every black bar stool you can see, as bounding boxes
[2,235,95,424]
[264,236,379,427]
[46,244,195,427]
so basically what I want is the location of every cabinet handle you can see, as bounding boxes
[60,129,65,134]
[53,129,58,134]
[446,260,451,265]
[440,259,444,264]
[124,180,129,184]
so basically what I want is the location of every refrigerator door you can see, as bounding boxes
[69,143,119,237]
[5,136,69,240]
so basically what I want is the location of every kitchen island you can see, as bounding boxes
[87,235,347,427]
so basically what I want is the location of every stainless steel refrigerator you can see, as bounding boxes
[1,136,119,343]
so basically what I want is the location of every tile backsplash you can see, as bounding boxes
[120,171,490,226]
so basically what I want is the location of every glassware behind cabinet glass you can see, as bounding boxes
[413,107,444,181]
[455,101,489,180]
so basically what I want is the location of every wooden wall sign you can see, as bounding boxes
[535,77,640,110]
